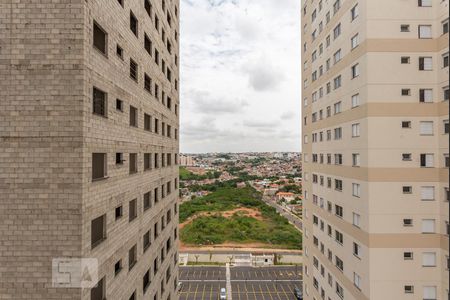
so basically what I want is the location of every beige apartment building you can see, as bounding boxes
[0,0,180,299]
[301,0,449,299]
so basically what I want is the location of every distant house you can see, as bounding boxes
[236,182,246,188]
[276,192,295,202]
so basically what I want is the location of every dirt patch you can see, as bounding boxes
[179,207,263,230]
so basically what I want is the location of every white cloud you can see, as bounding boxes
[180,0,301,153]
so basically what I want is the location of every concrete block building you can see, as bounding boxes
[0,0,180,299]
[301,0,449,299]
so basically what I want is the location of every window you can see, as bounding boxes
[93,87,107,117]
[352,123,360,137]
[128,244,137,270]
[335,255,344,270]
[115,260,122,276]
[143,230,151,251]
[333,49,342,63]
[401,56,410,64]
[334,102,341,114]
[336,283,344,299]
[418,0,432,7]
[93,22,107,55]
[403,219,413,226]
[419,25,432,39]
[422,219,435,233]
[129,105,138,127]
[144,153,151,171]
[334,75,341,89]
[91,214,106,249]
[116,44,123,59]
[335,154,343,165]
[335,205,343,218]
[115,205,123,220]
[443,52,449,68]
[154,153,159,169]
[444,86,449,101]
[350,4,358,21]
[143,269,150,293]
[352,153,360,167]
[352,183,361,197]
[402,89,411,96]
[335,179,343,191]
[404,252,413,260]
[92,153,107,180]
[423,286,437,300]
[403,186,412,194]
[419,57,433,70]
[130,11,138,37]
[144,114,151,131]
[129,153,137,174]
[445,120,450,134]
[351,34,359,49]
[333,0,341,14]
[420,154,434,167]
[401,24,410,32]
[129,199,137,222]
[130,59,138,81]
[91,277,105,300]
[145,0,152,16]
[422,252,436,266]
[420,121,433,135]
[353,213,360,228]
[443,19,449,34]
[116,99,124,111]
[353,273,361,290]
[144,74,152,93]
[419,89,433,102]
[144,34,152,55]
[402,153,412,161]
[404,285,414,293]
[402,121,411,128]
[351,94,360,108]
[351,63,360,78]
[333,23,341,39]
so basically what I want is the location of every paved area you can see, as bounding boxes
[179,266,302,300]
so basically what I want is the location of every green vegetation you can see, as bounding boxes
[180,186,302,249]
[179,166,221,181]
[279,184,302,194]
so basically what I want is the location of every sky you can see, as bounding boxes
[180,0,302,153]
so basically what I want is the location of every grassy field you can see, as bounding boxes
[180,186,302,250]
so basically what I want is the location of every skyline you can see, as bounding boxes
[180,0,302,153]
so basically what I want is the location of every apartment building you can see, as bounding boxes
[301,0,449,299]
[0,0,180,299]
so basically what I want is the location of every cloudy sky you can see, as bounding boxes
[180,0,301,153]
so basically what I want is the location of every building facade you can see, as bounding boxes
[0,0,180,299]
[301,0,449,299]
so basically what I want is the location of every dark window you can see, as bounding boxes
[92,153,107,180]
[143,269,151,293]
[401,89,411,96]
[116,44,123,59]
[130,11,138,37]
[144,34,152,55]
[144,114,152,131]
[115,205,123,220]
[443,20,449,34]
[167,68,172,82]
[144,74,152,93]
[93,87,107,117]
[91,214,106,249]
[145,0,152,17]
[403,186,412,194]
[144,153,151,171]
[154,118,159,134]
[143,191,151,210]
[114,260,122,276]
[154,153,159,169]
[128,245,137,270]
[155,49,159,65]
[91,277,105,300]
[116,152,124,165]
[167,97,172,110]
[130,58,138,81]
[117,0,124,7]
[401,56,410,64]
[155,15,159,31]
[143,230,151,251]
[400,24,410,32]
[116,99,123,111]
[444,120,449,134]
[129,153,137,174]
[402,121,411,128]
[130,106,138,127]
[129,199,137,222]
[93,22,107,55]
